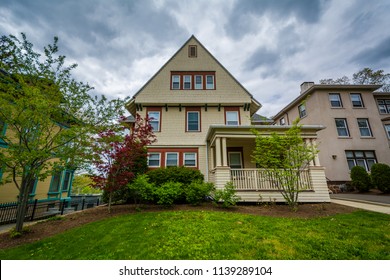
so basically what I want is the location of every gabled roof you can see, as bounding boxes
[126,35,261,115]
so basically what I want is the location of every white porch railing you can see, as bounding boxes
[230,168,313,191]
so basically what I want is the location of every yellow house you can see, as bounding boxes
[126,36,330,203]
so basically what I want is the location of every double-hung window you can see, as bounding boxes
[50,171,62,192]
[335,118,349,137]
[377,99,390,114]
[195,75,203,89]
[329,93,343,108]
[357,118,372,137]
[350,93,364,108]
[184,153,197,167]
[166,153,178,167]
[187,111,200,132]
[62,170,72,191]
[346,150,376,171]
[206,75,215,89]
[298,103,307,118]
[384,124,390,139]
[172,75,180,90]
[226,111,239,125]
[183,75,192,89]
[148,153,161,167]
[229,152,243,169]
[148,111,161,132]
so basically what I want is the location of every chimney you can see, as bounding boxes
[300,82,314,94]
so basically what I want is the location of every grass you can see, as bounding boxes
[0,210,389,260]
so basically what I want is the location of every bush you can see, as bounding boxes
[370,163,390,193]
[147,167,204,187]
[185,181,215,205]
[212,181,240,208]
[350,166,371,192]
[128,174,156,203]
[154,181,183,207]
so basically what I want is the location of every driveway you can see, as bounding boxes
[330,193,390,214]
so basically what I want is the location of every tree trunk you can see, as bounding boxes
[108,191,112,213]
[15,179,30,233]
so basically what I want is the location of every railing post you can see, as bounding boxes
[60,200,66,215]
[82,197,85,210]
[30,199,38,221]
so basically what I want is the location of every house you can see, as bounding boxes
[273,82,390,184]
[126,36,330,203]
[0,72,74,204]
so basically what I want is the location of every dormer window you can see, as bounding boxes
[188,45,197,57]
[170,71,215,90]
[172,75,180,89]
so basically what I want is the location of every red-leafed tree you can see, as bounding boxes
[91,114,156,212]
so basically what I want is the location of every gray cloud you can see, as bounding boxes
[351,36,390,68]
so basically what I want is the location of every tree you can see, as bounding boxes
[71,174,101,195]
[90,114,156,212]
[251,119,317,210]
[320,67,390,91]
[0,33,124,232]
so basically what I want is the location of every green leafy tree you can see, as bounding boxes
[320,67,390,91]
[251,120,317,210]
[0,33,124,233]
[71,174,101,195]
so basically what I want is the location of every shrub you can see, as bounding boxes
[185,181,215,205]
[128,174,156,203]
[147,167,204,187]
[350,166,371,192]
[154,181,183,206]
[212,181,240,208]
[370,163,390,193]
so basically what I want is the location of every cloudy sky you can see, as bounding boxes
[1,0,390,117]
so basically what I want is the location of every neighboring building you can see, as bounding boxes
[126,36,330,202]
[273,82,390,184]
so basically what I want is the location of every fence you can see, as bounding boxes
[0,195,101,225]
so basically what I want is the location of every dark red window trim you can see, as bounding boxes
[148,148,199,169]
[146,107,162,132]
[185,107,201,132]
[170,71,216,90]
[224,107,241,125]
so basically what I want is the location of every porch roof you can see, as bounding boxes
[206,124,326,146]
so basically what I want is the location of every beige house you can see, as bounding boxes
[126,36,330,202]
[273,82,390,184]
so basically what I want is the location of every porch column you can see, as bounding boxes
[215,137,222,167]
[222,137,228,167]
[305,138,314,166]
[311,139,320,166]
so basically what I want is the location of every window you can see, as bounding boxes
[27,177,37,196]
[195,75,203,89]
[229,152,243,169]
[329,93,343,108]
[357,118,372,137]
[170,72,215,90]
[280,118,286,125]
[148,153,160,167]
[335,118,350,137]
[188,45,197,57]
[206,75,215,89]
[62,171,72,191]
[346,150,377,171]
[298,103,306,118]
[172,75,180,90]
[166,153,178,167]
[384,124,390,139]
[184,153,197,167]
[50,172,62,192]
[350,93,364,108]
[148,111,160,132]
[187,111,200,132]
[377,99,390,114]
[183,75,192,89]
[0,119,7,147]
[226,111,239,125]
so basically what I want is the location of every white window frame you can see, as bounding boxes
[384,124,390,139]
[183,153,197,167]
[166,152,179,167]
[148,111,160,132]
[280,118,285,125]
[329,93,343,108]
[228,152,243,169]
[335,118,350,137]
[298,104,306,118]
[377,99,390,114]
[183,75,192,90]
[346,150,377,172]
[206,75,215,89]
[187,111,200,132]
[148,153,161,167]
[195,75,203,90]
[172,75,180,90]
[357,118,372,137]
[350,93,364,108]
[226,111,239,126]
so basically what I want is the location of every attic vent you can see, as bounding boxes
[188,45,197,57]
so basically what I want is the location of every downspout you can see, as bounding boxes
[205,140,209,182]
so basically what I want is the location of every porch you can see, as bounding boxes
[206,125,330,203]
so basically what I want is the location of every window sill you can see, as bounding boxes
[352,107,366,109]
[360,137,375,139]
[330,107,344,109]
[337,137,352,139]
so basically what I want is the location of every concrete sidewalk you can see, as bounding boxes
[330,199,390,214]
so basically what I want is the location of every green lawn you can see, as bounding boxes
[0,210,389,260]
